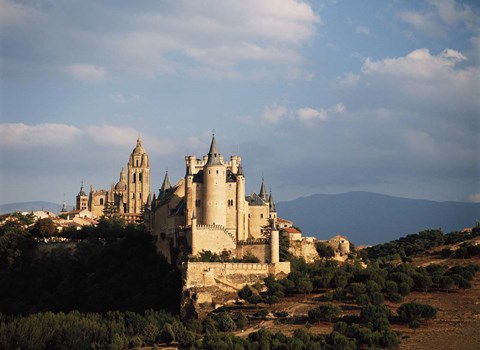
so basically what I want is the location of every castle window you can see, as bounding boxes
[195,200,201,207]
[100,198,104,205]
[133,173,136,183]
[139,173,142,183]
[132,193,135,199]
[140,193,142,199]
[136,160,139,166]
[216,170,218,174]
[260,213,264,219]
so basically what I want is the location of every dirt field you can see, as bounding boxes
[395,258,480,350]
[234,257,480,349]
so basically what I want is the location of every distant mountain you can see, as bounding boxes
[276,191,480,245]
[0,201,66,215]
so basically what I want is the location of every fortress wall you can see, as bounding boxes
[191,226,236,256]
[236,242,270,262]
[183,261,291,289]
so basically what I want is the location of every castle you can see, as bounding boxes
[75,136,151,222]
[148,135,282,266]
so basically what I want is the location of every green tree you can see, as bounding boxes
[308,303,341,323]
[215,312,237,332]
[160,323,175,344]
[397,302,437,323]
[238,285,253,300]
[316,242,335,258]
[32,218,56,236]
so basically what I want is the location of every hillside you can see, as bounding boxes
[277,191,480,245]
[0,201,65,214]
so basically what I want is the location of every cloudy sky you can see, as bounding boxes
[1,0,479,206]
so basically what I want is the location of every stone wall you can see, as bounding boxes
[236,241,270,262]
[288,237,320,263]
[191,224,237,256]
[180,261,291,319]
[183,261,291,290]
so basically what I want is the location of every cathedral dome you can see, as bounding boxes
[115,168,127,191]
[132,136,146,155]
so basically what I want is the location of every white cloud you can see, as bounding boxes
[362,48,467,79]
[336,72,360,88]
[403,130,438,156]
[4,0,320,81]
[398,0,477,37]
[428,0,475,26]
[0,123,174,155]
[65,64,108,83]
[0,123,81,146]
[296,107,327,123]
[355,26,373,37]
[109,93,127,104]
[333,103,346,114]
[355,48,480,109]
[262,105,288,123]
[468,193,480,203]
[397,11,442,37]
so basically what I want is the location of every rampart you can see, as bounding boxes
[182,261,291,290]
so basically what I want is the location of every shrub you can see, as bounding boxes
[160,323,175,344]
[238,285,253,300]
[308,303,341,323]
[397,302,437,323]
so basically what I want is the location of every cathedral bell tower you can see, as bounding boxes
[127,136,150,214]
[76,180,88,211]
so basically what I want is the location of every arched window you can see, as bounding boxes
[100,198,104,205]
[133,173,136,183]
[139,173,142,183]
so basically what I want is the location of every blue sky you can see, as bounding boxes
[0,0,479,206]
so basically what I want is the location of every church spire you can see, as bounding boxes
[78,180,86,196]
[61,194,67,212]
[259,176,268,201]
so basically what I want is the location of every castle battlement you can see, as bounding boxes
[237,238,269,245]
[182,261,291,289]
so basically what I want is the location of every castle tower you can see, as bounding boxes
[76,181,88,211]
[127,136,150,214]
[236,163,247,240]
[268,190,277,221]
[270,220,280,263]
[202,135,227,226]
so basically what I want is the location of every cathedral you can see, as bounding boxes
[148,135,279,265]
[75,136,151,222]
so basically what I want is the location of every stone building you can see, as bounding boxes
[75,137,150,222]
[148,135,282,265]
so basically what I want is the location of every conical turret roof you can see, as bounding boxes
[160,170,172,193]
[269,190,276,212]
[206,134,223,166]
[259,176,268,201]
